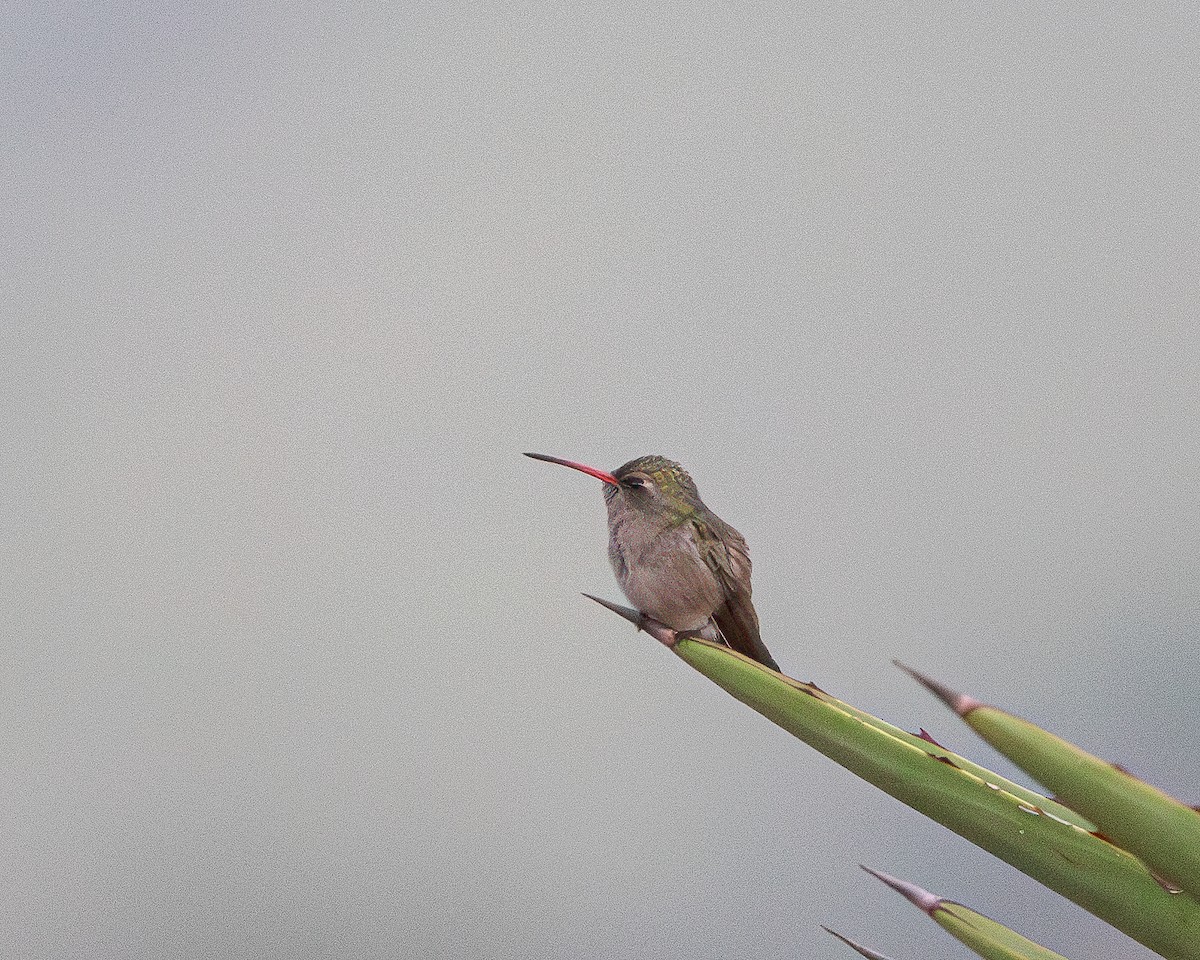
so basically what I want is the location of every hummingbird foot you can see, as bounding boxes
[637,616,681,648]
[581,594,681,648]
[673,628,710,642]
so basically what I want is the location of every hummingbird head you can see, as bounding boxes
[611,455,701,511]
[524,452,704,520]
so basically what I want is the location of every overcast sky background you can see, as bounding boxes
[5,5,1199,960]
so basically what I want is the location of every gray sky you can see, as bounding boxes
[5,5,1198,959]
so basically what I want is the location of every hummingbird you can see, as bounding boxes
[524,452,780,671]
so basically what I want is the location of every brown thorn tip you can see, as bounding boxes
[581,594,679,648]
[893,660,982,716]
[821,925,895,960]
[860,865,942,914]
[582,593,642,626]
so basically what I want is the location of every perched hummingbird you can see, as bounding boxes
[524,452,780,671]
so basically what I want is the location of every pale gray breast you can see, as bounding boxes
[608,521,722,631]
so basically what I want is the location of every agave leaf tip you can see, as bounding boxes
[893,660,981,716]
[860,864,942,914]
[581,594,679,647]
[581,593,639,624]
[821,925,896,960]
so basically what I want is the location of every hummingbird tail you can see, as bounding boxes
[712,609,780,672]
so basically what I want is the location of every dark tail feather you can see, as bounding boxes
[713,601,780,672]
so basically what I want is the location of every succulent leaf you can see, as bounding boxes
[903,666,1200,899]
[863,867,1072,960]
[662,636,1200,960]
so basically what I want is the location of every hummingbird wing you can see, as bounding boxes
[693,516,781,672]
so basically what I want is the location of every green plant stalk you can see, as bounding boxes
[865,867,1070,960]
[934,901,1070,960]
[955,702,1200,899]
[823,696,1095,832]
[668,638,1200,960]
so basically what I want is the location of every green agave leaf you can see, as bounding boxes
[863,866,1070,960]
[621,625,1200,960]
[822,692,1096,832]
[899,665,1200,901]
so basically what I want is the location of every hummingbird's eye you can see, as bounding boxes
[624,476,649,490]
